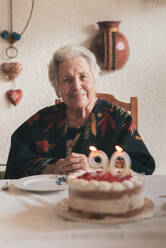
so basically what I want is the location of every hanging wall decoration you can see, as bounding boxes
[90,21,129,72]
[0,0,34,106]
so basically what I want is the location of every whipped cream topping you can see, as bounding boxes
[67,170,144,192]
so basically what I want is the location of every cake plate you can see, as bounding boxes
[55,197,155,224]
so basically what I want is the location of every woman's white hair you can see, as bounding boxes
[48,44,100,97]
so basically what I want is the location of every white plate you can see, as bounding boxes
[14,174,68,192]
[55,198,155,224]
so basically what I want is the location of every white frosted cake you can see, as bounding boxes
[67,170,145,218]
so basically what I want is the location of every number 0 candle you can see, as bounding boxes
[110,145,131,177]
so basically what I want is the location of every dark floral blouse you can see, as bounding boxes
[5,99,155,179]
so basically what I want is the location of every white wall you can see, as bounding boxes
[0,0,165,174]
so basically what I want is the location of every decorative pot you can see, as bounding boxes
[90,21,129,71]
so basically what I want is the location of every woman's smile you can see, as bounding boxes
[70,92,87,99]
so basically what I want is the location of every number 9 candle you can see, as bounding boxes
[110,145,131,177]
[88,146,109,173]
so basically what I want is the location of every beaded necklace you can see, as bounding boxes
[1,0,35,59]
[0,0,35,106]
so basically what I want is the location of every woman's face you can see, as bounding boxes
[57,56,96,109]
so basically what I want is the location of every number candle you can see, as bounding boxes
[88,146,109,173]
[110,145,131,177]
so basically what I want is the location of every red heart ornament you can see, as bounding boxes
[1,62,22,80]
[7,89,23,106]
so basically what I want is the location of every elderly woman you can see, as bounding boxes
[5,45,155,179]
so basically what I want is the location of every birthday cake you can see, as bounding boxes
[67,170,145,218]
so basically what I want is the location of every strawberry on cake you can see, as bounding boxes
[67,170,144,218]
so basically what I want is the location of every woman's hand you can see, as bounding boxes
[42,152,90,175]
[55,153,90,175]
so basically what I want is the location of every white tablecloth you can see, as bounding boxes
[0,175,166,248]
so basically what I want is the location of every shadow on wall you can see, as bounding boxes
[140,0,166,5]
[80,24,97,49]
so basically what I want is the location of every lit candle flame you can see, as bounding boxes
[89,146,97,152]
[115,145,123,152]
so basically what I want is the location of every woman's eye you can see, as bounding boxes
[64,78,72,83]
[80,75,86,80]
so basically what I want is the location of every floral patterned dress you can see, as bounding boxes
[5,99,155,179]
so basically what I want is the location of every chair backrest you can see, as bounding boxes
[96,93,138,129]
[0,164,6,179]
[55,93,138,129]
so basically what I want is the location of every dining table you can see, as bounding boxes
[0,174,166,248]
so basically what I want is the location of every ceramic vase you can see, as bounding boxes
[90,21,129,71]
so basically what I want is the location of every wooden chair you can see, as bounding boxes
[55,93,138,129]
[0,164,6,179]
[96,93,138,129]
